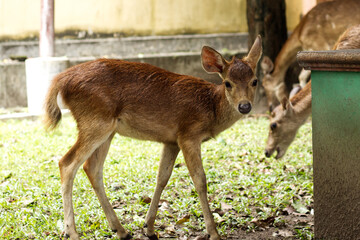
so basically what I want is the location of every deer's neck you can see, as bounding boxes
[291,81,312,121]
[272,28,303,84]
[211,85,242,136]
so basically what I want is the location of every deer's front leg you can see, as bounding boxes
[178,138,221,240]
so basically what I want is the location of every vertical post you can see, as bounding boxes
[40,0,55,57]
[25,0,69,114]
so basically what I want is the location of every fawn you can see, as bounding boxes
[43,36,262,239]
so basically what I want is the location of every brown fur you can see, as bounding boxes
[261,0,360,111]
[265,80,312,159]
[44,37,263,240]
[288,80,312,110]
[46,60,224,142]
[333,24,360,50]
[265,23,360,159]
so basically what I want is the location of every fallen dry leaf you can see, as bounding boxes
[213,213,225,224]
[112,199,125,209]
[158,200,171,211]
[293,201,309,214]
[193,234,210,240]
[220,202,233,211]
[272,229,294,237]
[250,216,275,228]
[164,225,176,234]
[282,205,296,215]
[213,208,225,216]
[159,199,169,205]
[140,195,152,204]
[112,184,125,191]
[224,194,234,200]
[176,214,190,225]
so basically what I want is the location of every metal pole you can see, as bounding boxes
[39,0,55,57]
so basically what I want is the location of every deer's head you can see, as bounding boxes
[261,56,282,112]
[265,97,299,159]
[201,36,262,115]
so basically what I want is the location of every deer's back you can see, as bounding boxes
[298,0,360,50]
[57,59,219,143]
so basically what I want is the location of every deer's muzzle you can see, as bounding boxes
[238,102,252,114]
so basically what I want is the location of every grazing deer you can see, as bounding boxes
[43,36,262,240]
[265,24,360,159]
[265,81,311,159]
[261,0,360,111]
[333,24,360,50]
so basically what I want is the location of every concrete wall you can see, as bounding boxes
[0,62,26,107]
[0,33,248,59]
[0,0,302,40]
[0,33,247,108]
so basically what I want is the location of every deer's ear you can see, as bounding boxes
[245,35,263,70]
[281,97,289,110]
[261,56,274,74]
[201,46,227,74]
[281,97,294,116]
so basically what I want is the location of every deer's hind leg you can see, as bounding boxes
[83,133,132,240]
[59,119,116,240]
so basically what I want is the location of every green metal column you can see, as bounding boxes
[298,50,360,239]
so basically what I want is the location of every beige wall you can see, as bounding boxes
[0,0,302,40]
[0,0,40,39]
[286,0,303,30]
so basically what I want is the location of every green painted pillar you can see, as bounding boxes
[298,50,360,239]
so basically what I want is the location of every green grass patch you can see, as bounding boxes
[0,115,313,239]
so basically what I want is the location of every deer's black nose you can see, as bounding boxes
[265,150,271,158]
[238,102,252,114]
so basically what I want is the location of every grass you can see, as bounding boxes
[0,115,313,239]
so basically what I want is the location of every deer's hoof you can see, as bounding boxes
[120,233,133,240]
[63,233,80,240]
[147,234,159,240]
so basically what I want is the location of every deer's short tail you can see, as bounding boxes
[43,75,62,130]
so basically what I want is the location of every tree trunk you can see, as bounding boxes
[246,0,287,64]
[246,0,288,113]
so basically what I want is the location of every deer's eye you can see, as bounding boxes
[270,122,277,131]
[252,79,258,87]
[225,81,232,89]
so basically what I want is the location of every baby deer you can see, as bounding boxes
[44,36,262,239]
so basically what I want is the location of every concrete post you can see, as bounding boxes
[25,57,69,114]
[25,0,69,115]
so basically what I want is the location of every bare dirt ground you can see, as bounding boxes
[130,211,314,240]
